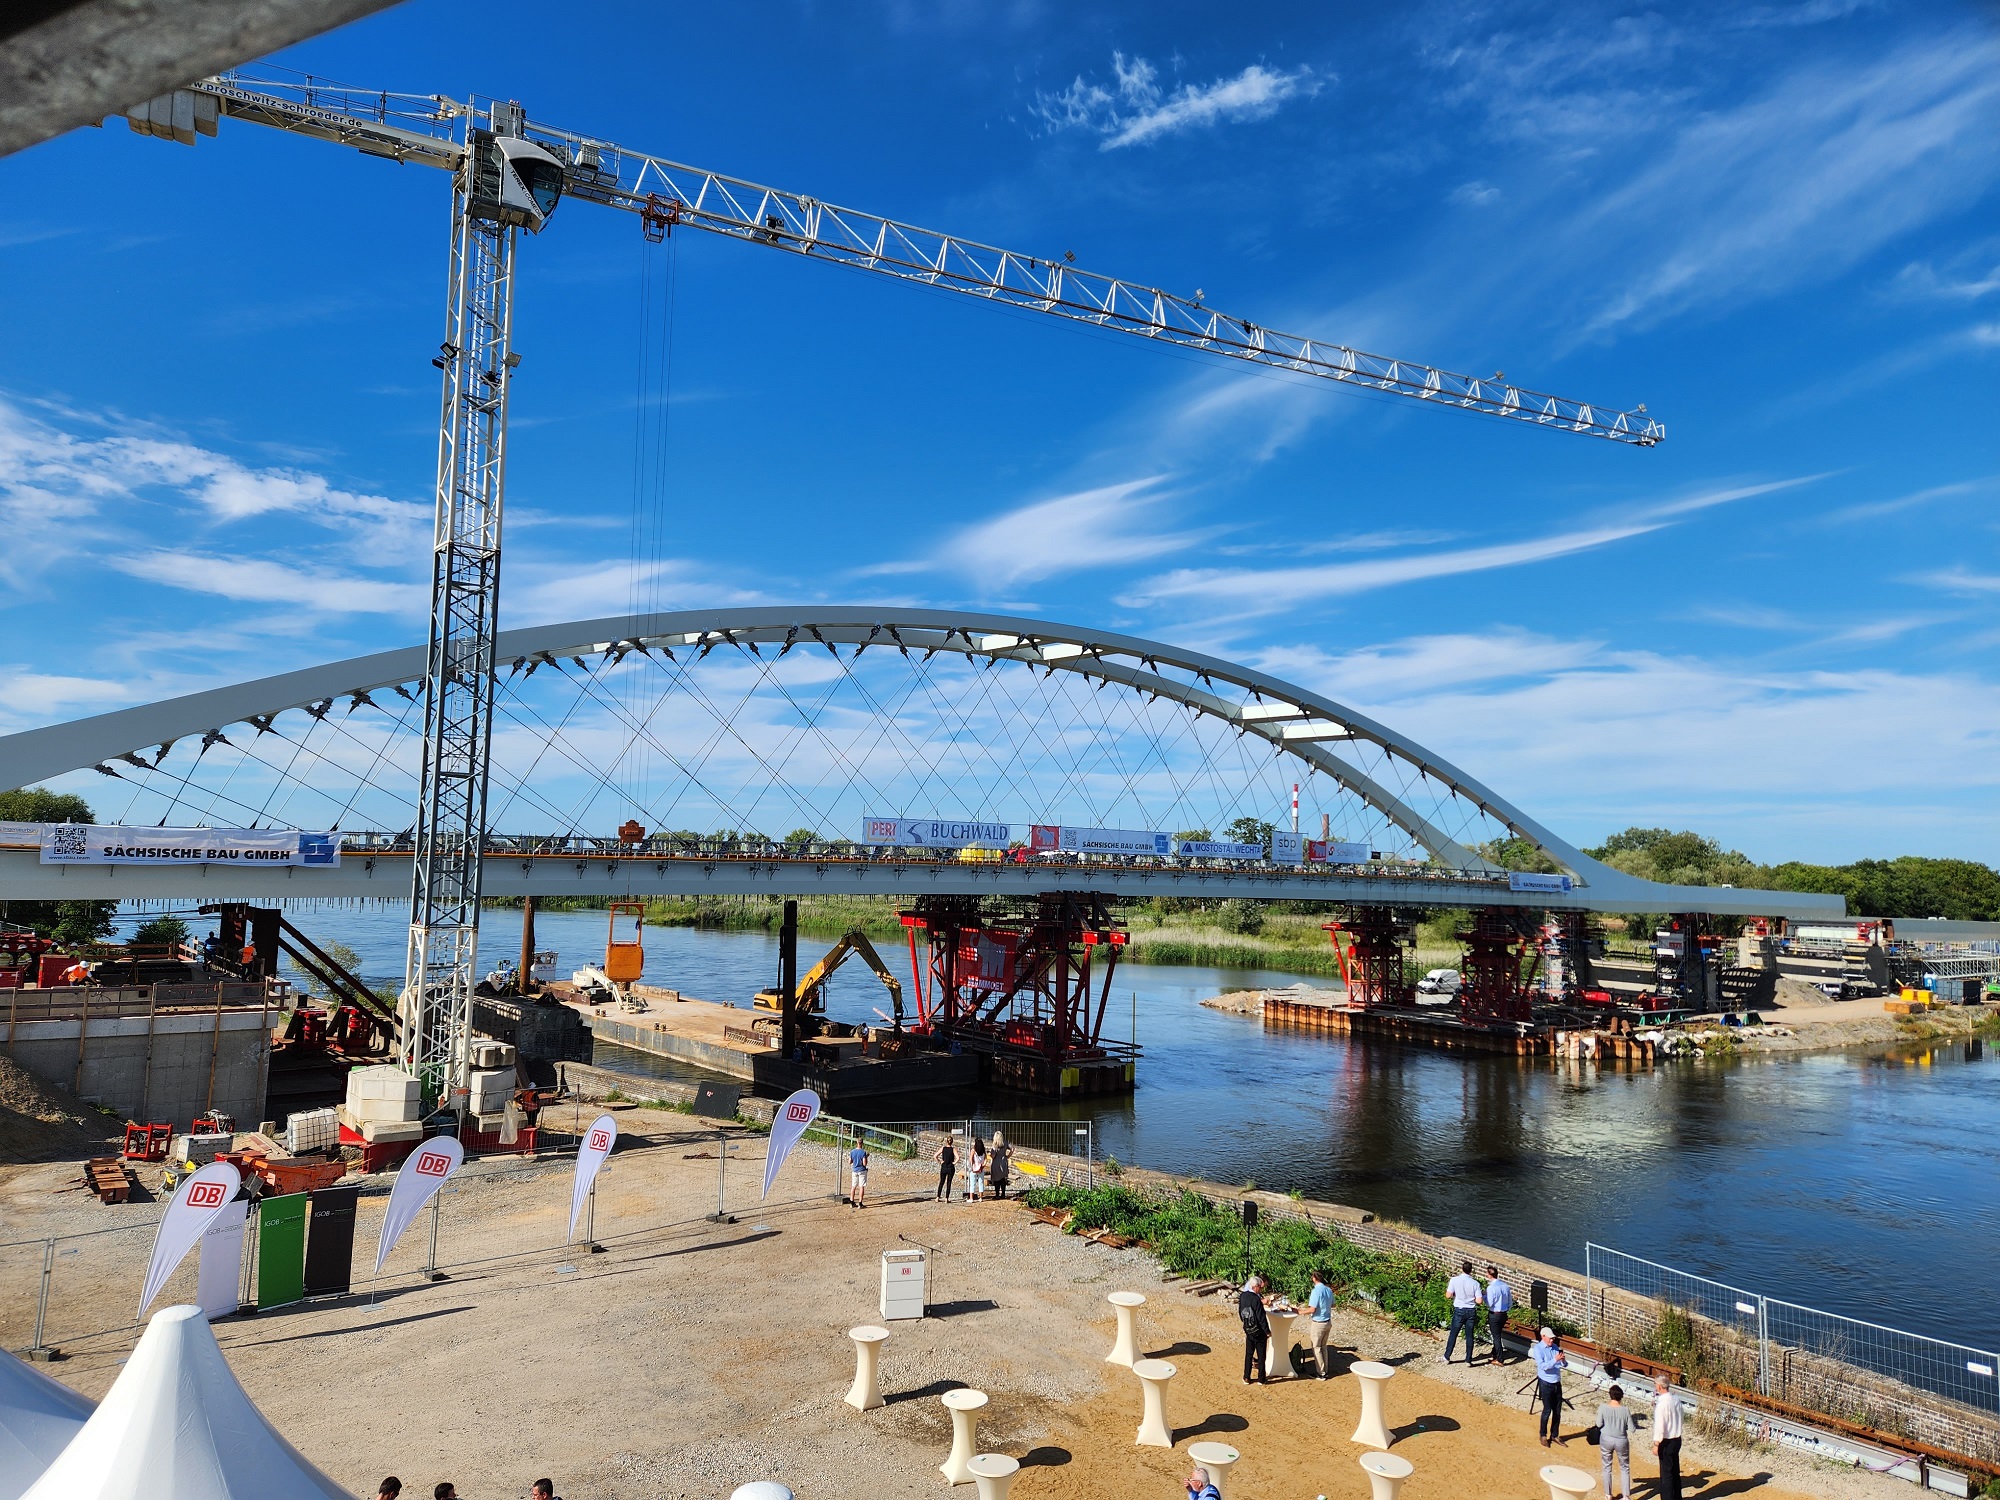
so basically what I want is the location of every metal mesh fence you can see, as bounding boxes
[1587,1243,2000,1417]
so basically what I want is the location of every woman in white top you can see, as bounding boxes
[966,1136,988,1200]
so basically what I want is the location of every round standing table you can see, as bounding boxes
[1186,1441,1240,1498]
[1540,1463,1596,1500]
[1105,1291,1147,1367]
[1359,1451,1415,1500]
[967,1453,1020,1500]
[940,1388,990,1484]
[844,1325,890,1411]
[1349,1358,1397,1449]
[729,1487,794,1500]
[1265,1305,1298,1378]
[1131,1357,1177,1447]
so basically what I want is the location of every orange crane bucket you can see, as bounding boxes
[604,901,646,984]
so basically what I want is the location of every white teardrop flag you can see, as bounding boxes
[373,1135,463,1274]
[139,1162,241,1317]
[568,1113,618,1241]
[761,1088,821,1199]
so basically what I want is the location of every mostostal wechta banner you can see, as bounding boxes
[140,1162,242,1316]
[568,1114,618,1241]
[761,1088,822,1199]
[373,1135,463,1274]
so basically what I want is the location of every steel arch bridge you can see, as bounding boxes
[0,608,1839,918]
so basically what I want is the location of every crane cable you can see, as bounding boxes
[623,229,681,821]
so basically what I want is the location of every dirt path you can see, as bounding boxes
[0,1110,1914,1499]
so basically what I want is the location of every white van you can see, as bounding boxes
[1416,968,1461,999]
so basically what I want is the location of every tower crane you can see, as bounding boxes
[122,69,1664,1108]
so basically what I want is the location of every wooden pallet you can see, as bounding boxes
[83,1157,135,1204]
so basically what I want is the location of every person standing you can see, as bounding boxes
[1238,1272,1272,1385]
[966,1137,987,1201]
[988,1131,1011,1200]
[1305,1266,1336,1380]
[1443,1259,1483,1364]
[1596,1383,1634,1500]
[1483,1264,1514,1364]
[1185,1465,1222,1500]
[531,1482,562,1500]
[1652,1375,1684,1500]
[848,1141,869,1208]
[374,1481,401,1500]
[433,1485,457,1500]
[934,1136,957,1202]
[1532,1328,1568,1446]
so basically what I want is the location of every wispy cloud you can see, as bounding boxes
[864,476,1212,590]
[106,552,423,614]
[1121,477,1819,615]
[1826,477,1994,524]
[1033,52,1320,150]
[1919,567,2000,595]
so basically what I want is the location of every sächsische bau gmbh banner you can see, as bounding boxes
[37,824,342,868]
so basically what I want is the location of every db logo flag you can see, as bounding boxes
[140,1161,242,1316]
[568,1113,618,1242]
[373,1134,464,1274]
[761,1088,822,1200]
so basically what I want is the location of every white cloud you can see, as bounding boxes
[905,477,1210,590]
[502,557,765,627]
[1920,567,2000,595]
[107,551,423,614]
[1033,52,1319,151]
[1449,181,1501,207]
[1892,257,2000,302]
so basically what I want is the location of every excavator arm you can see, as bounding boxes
[754,929,906,1028]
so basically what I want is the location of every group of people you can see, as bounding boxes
[1530,1327,1685,1500]
[1442,1259,1516,1366]
[841,1131,1014,1208]
[1233,1267,1339,1383]
[376,1480,561,1500]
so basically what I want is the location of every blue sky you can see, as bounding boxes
[1,0,1995,863]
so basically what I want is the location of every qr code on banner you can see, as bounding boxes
[47,826,87,858]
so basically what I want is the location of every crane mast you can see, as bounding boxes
[122,68,1663,1108]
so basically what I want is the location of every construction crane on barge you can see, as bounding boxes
[122,71,1664,1109]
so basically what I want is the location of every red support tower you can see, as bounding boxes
[1323,907,1415,1008]
[900,893,1134,1096]
[1459,907,1538,1027]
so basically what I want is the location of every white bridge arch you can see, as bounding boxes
[0,608,1840,918]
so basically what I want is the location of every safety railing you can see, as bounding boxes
[1585,1243,2000,1417]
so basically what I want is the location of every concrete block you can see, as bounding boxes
[347,1095,422,1125]
[471,1040,516,1070]
[346,1065,421,1109]
[361,1118,426,1144]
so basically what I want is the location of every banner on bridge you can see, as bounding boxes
[860,817,1010,849]
[1175,838,1266,860]
[1316,840,1373,864]
[36,824,343,868]
[1508,871,1574,893]
[1030,825,1171,857]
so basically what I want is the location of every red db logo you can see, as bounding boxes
[785,1102,812,1122]
[588,1129,611,1151]
[414,1150,451,1177]
[186,1181,226,1209]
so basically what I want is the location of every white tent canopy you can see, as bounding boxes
[22,1304,353,1500]
[0,1347,94,1500]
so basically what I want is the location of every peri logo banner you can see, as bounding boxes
[140,1161,242,1315]
[761,1089,822,1199]
[373,1135,463,1274]
[37,823,342,867]
[859,817,1009,849]
[568,1114,618,1241]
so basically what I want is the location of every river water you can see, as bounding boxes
[213,905,2000,1354]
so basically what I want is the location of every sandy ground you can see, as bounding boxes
[1,1107,1917,1500]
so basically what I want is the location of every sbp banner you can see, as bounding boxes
[762,1089,822,1199]
[195,1198,248,1320]
[38,823,341,868]
[860,817,1010,849]
[140,1161,242,1315]
[1272,831,1306,864]
[568,1113,618,1241]
[373,1136,463,1274]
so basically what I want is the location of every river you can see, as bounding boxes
[176,905,2000,1355]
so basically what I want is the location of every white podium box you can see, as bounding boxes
[881,1248,927,1319]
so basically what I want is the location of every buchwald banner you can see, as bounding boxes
[1175,839,1266,860]
[373,1136,464,1274]
[37,823,342,867]
[1509,871,1574,894]
[568,1113,618,1241]
[762,1088,823,1199]
[860,817,1010,849]
[195,1198,249,1320]
[140,1162,242,1315]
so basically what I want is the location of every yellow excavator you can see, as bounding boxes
[752,930,905,1035]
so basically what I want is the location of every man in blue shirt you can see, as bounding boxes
[848,1143,869,1208]
[1533,1328,1568,1445]
[1306,1266,1336,1380]
[1483,1265,1514,1364]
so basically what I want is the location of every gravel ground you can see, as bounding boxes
[0,1107,1929,1499]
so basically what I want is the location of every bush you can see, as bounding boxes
[1216,899,1265,936]
[131,915,190,948]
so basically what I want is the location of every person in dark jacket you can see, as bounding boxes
[1238,1273,1272,1384]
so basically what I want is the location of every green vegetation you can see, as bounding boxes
[0,791,117,946]
[130,915,190,948]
